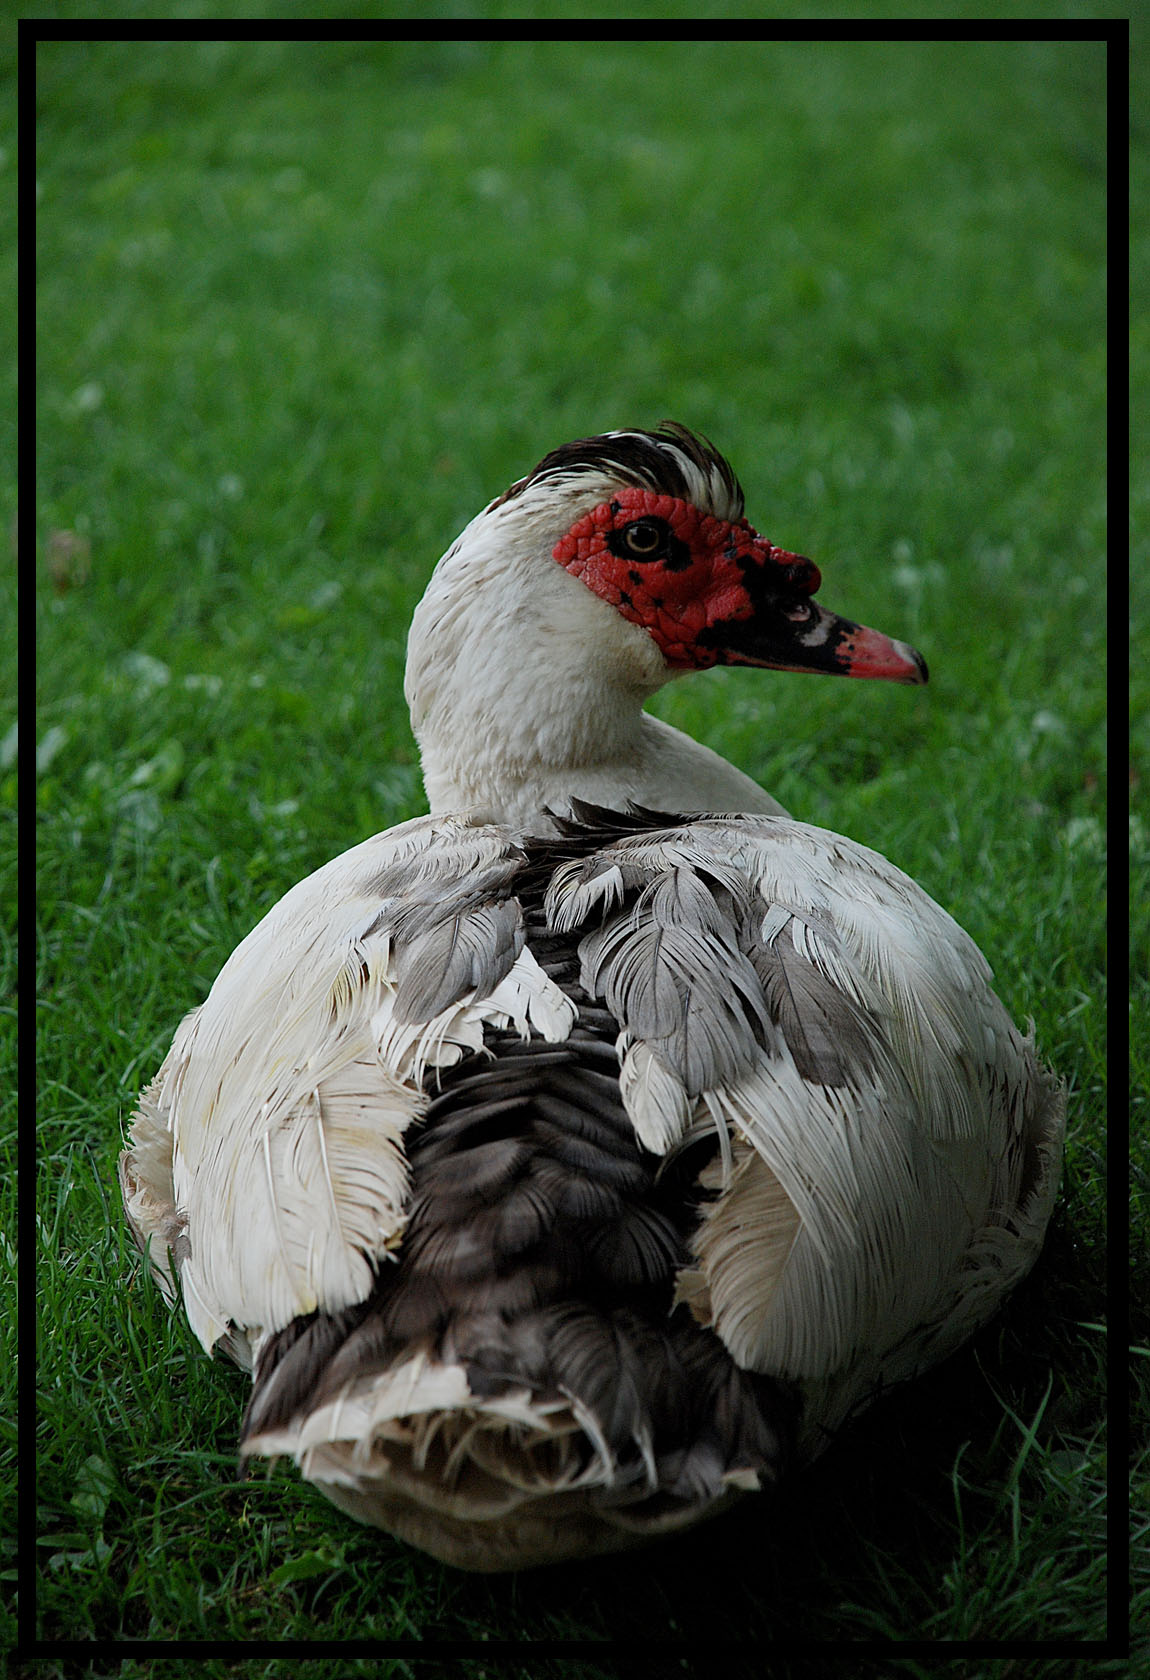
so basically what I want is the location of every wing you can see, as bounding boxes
[543,810,1065,1440]
[119,813,577,1364]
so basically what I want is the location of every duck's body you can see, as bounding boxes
[121,425,1064,1570]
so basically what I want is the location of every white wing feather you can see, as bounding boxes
[121,814,575,1357]
[545,813,1064,1428]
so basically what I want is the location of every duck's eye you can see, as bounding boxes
[622,519,667,558]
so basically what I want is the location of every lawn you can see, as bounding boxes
[31,36,1123,1672]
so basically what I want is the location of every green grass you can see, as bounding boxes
[19,0,1128,18]
[31,38,1121,1667]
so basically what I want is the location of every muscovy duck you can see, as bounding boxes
[120,423,1065,1570]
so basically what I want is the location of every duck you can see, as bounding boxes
[119,422,1066,1572]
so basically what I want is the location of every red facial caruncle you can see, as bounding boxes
[552,487,821,671]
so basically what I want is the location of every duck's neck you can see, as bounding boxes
[404,532,786,832]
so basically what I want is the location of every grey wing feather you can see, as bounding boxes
[574,865,772,1095]
[391,891,525,1021]
[747,907,884,1086]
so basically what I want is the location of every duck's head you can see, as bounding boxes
[489,422,926,683]
[405,423,926,822]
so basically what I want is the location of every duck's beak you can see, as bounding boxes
[710,594,928,685]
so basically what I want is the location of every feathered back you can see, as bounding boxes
[122,805,1063,1566]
